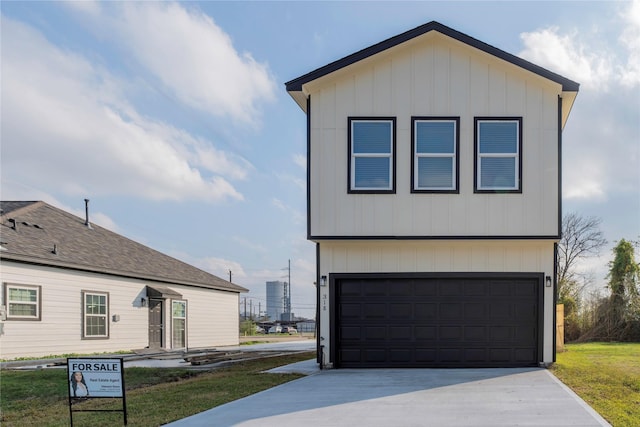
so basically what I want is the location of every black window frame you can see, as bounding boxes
[474,117,523,193]
[347,117,397,194]
[411,116,460,194]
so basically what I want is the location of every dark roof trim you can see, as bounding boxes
[309,234,561,241]
[285,21,579,93]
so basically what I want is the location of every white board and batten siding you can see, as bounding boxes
[318,240,557,363]
[307,32,561,238]
[0,261,240,359]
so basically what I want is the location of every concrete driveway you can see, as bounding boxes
[165,362,610,427]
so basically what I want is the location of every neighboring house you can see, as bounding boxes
[0,201,247,359]
[286,21,579,368]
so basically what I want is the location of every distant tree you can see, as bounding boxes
[556,213,607,340]
[605,239,640,339]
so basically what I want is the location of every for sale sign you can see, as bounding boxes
[67,358,124,398]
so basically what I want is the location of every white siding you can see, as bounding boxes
[317,240,556,364]
[307,33,561,238]
[0,262,240,359]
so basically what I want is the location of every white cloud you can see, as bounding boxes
[293,154,307,169]
[519,27,614,91]
[105,2,276,123]
[519,1,640,91]
[619,0,640,87]
[1,16,248,203]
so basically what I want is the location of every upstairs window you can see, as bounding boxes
[475,118,522,192]
[4,284,41,320]
[412,117,459,193]
[348,118,396,193]
[83,291,109,339]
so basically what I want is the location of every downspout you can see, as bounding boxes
[553,95,563,363]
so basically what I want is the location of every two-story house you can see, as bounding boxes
[286,21,579,368]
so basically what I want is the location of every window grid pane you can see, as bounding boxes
[9,303,37,316]
[416,122,455,153]
[9,288,37,302]
[418,157,454,188]
[353,122,391,154]
[354,157,391,188]
[479,122,518,153]
[84,292,108,337]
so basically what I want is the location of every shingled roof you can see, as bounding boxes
[0,201,247,293]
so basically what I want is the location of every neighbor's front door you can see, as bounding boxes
[148,298,164,348]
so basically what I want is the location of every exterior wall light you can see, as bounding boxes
[140,297,147,307]
[545,276,552,287]
[320,275,327,287]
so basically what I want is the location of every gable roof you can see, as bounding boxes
[0,201,247,293]
[286,21,580,115]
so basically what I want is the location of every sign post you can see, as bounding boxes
[67,358,127,426]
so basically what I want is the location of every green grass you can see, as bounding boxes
[552,342,640,426]
[1,351,314,427]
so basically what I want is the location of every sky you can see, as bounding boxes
[1,1,639,318]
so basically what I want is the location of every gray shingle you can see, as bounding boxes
[0,201,247,293]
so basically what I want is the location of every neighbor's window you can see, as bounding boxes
[412,117,459,192]
[4,284,41,320]
[348,118,396,193]
[475,118,522,192]
[83,291,109,338]
[172,300,187,348]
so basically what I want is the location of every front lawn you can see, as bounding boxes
[1,352,314,426]
[552,342,640,426]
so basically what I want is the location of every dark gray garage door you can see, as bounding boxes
[333,274,542,368]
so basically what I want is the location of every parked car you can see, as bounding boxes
[268,325,282,334]
[255,326,266,334]
[281,326,298,335]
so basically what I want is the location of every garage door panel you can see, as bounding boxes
[415,303,437,319]
[340,281,362,296]
[490,326,512,341]
[440,348,462,362]
[364,349,386,362]
[416,348,437,361]
[514,348,536,362]
[336,275,540,368]
[390,303,412,318]
[440,326,463,340]
[440,281,463,295]
[389,326,412,340]
[363,303,386,318]
[440,303,462,318]
[390,281,413,295]
[464,326,487,341]
[415,326,437,340]
[364,326,386,340]
[366,281,388,296]
[341,303,361,318]
[414,280,438,296]
[340,326,362,340]
[465,303,487,318]
[466,348,487,362]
